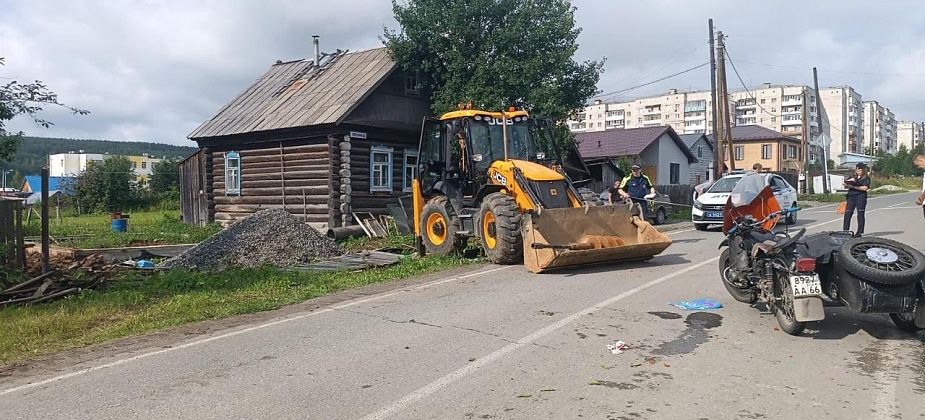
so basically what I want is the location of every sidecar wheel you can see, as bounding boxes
[889,312,921,333]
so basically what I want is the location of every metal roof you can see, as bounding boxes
[575,126,697,163]
[188,47,397,140]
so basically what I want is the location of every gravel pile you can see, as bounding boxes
[163,209,344,270]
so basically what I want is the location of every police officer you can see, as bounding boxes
[618,164,656,215]
[843,162,870,236]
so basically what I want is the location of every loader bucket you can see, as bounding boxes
[521,205,673,273]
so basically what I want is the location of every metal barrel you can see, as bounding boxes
[521,205,672,273]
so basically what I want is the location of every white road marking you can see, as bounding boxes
[0,265,513,397]
[360,257,720,420]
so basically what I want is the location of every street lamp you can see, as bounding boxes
[1,169,12,194]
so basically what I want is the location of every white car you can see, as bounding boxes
[692,172,798,231]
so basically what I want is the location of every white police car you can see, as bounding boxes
[691,171,798,230]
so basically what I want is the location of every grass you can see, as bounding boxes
[22,211,222,249]
[871,176,922,191]
[0,254,473,365]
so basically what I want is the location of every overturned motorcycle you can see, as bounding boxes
[718,173,925,335]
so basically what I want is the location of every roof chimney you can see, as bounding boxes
[313,35,320,66]
[763,82,771,88]
[668,89,678,94]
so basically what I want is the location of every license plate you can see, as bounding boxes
[789,274,822,297]
[706,211,722,219]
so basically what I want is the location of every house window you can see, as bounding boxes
[141,162,147,169]
[131,162,137,169]
[405,73,420,96]
[669,163,680,184]
[370,146,393,192]
[224,152,241,195]
[761,144,772,159]
[403,150,418,192]
[788,145,798,159]
[734,146,744,161]
[697,146,702,158]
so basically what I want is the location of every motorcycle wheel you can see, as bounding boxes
[889,312,921,333]
[773,273,805,335]
[719,248,757,304]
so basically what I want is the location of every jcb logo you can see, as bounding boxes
[485,118,514,126]
[491,171,508,186]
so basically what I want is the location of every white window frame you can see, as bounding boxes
[402,149,419,192]
[224,151,241,196]
[370,146,394,193]
[734,146,744,161]
[761,144,772,160]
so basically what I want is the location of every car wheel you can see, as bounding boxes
[838,237,925,286]
[654,208,667,225]
[694,223,709,231]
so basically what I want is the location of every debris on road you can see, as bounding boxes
[163,209,344,270]
[669,298,723,310]
[607,340,628,354]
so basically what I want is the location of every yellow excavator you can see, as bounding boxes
[411,107,672,273]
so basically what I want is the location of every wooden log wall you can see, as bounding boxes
[349,138,418,216]
[210,143,332,225]
[179,150,209,226]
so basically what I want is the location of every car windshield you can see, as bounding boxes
[706,176,742,193]
[468,119,536,170]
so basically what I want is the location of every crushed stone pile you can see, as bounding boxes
[163,209,344,270]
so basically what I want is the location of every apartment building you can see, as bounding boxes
[862,101,897,154]
[48,152,162,181]
[896,121,923,151]
[818,86,864,160]
[569,89,721,135]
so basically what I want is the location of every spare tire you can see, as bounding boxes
[838,237,925,286]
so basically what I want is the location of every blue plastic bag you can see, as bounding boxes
[669,299,722,310]
[136,260,155,269]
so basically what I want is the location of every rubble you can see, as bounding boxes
[2,254,117,306]
[162,209,345,270]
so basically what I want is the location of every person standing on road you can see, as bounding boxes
[843,163,870,236]
[618,164,656,216]
[914,153,925,219]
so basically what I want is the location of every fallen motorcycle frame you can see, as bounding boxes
[522,205,672,273]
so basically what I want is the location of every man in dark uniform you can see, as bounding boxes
[617,164,656,216]
[843,162,870,236]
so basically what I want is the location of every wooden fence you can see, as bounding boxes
[0,199,25,270]
[656,184,695,207]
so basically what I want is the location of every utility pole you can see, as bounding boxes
[708,19,721,181]
[716,31,735,171]
[802,91,811,194]
[813,67,829,194]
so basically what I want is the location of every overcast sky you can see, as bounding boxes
[3,0,925,146]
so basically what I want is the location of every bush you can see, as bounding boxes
[74,156,137,213]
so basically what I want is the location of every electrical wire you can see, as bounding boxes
[593,62,710,100]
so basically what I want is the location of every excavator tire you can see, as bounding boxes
[479,193,524,264]
[420,196,465,256]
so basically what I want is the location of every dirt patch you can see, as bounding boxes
[652,312,722,356]
[647,311,682,320]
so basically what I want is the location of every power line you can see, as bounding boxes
[593,62,710,100]
[724,49,778,117]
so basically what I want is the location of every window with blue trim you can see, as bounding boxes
[403,150,418,192]
[370,146,393,192]
[224,151,241,195]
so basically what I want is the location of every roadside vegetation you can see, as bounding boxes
[0,253,474,365]
[22,211,221,249]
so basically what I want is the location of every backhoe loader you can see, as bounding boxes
[411,107,672,273]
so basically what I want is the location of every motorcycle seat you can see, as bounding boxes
[747,231,776,243]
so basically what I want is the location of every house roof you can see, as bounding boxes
[679,133,714,151]
[23,176,75,192]
[188,47,397,140]
[575,126,697,163]
[707,125,799,142]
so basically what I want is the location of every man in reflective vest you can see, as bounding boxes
[618,164,657,216]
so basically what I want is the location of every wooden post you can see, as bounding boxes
[15,202,24,269]
[716,31,735,172]
[708,18,721,180]
[41,167,50,273]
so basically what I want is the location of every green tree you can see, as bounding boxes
[148,158,180,193]
[383,0,603,122]
[74,156,137,213]
[0,58,88,163]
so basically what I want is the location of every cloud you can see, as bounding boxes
[2,0,924,145]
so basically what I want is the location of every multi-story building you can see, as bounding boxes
[817,86,864,161]
[896,121,923,151]
[48,152,162,182]
[862,101,897,154]
[569,89,720,135]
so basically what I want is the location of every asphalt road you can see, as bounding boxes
[1,192,924,419]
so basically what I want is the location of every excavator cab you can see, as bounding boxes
[412,108,671,273]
